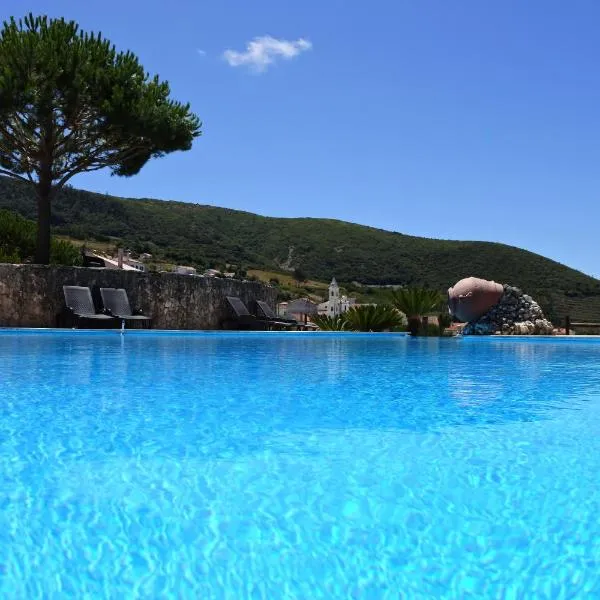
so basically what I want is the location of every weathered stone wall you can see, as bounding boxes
[0,264,277,329]
[462,284,554,335]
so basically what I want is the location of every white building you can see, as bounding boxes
[88,253,146,272]
[123,257,146,272]
[318,278,356,316]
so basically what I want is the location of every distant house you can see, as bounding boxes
[283,298,319,325]
[174,266,198,275]
[87,253,146,272]
[123,257,146,272]
[318,278,356,316]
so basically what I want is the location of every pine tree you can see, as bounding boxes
[0,14,201,263]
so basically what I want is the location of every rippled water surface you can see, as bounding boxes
[1,332,600,598]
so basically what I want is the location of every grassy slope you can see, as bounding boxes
[0,176,598,322]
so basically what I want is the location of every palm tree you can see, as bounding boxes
[342,304,405,332]
[312,314,347,331]
[391,288,445,335]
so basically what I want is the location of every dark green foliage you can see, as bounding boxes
[0,208,33,257]
[313,306,404,332]
[391,288,444,317]
[234,266,248,279]
[293,268,306,282]
[391,288,446,335]
[342,305,405,332]
[0,176,599,321]
[0,247,19,262]
[277,289,293,302]
[0,208,81,265]
[0,14,200,262]
[311,314,348,331]
[51,238,82,266]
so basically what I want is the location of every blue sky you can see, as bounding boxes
[3,1,600,278]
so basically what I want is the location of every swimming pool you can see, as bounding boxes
[1,331,599,598]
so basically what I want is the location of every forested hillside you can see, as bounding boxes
[1,176,598,322]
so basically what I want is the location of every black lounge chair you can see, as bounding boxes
[255,300,297,329]
[100,288,152,329]
[61,285,118,328]
[223,296,275,330]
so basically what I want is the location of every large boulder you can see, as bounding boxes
[447,277,504,322]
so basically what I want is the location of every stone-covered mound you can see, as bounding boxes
[462,284,554,335]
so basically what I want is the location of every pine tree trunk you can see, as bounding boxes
[34,170,52,265]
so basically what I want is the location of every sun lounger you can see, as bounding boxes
[223,297,276,330]
[61,285,118,328]
[255,300,297,328]
[99,288,152,329]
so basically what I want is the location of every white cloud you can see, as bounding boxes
[196,49,207,57]
[223,35,312,73]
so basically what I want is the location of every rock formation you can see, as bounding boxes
[448,278,554,335]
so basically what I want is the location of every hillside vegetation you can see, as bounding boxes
[0,176,599,322]
[0,209,81,265]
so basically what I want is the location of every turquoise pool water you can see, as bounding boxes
[1,331,599,598]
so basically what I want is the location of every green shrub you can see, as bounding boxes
[0,248,20,263]
[293,268,306,282]
[0,209,82,266]
[312,314,347,331]
[277,290,293,302]
[0,208,36,258]
[50,239,82,266]
[343,304,405,332]
[391,288,445,335]
[313,305,407,332]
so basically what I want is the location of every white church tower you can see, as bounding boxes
[328,278,340,316]
[319,276,355,317]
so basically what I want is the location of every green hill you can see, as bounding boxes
[0,176,598,323]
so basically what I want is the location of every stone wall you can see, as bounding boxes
[0,264,277,329]
[462,284,554,335]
